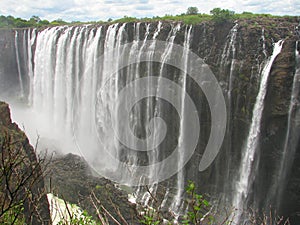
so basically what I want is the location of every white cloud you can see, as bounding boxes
[0,0,298,22]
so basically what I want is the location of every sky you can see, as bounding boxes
[0,0,299,22]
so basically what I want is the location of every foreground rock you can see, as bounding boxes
[45,152,140,224]
[0,102,51,224]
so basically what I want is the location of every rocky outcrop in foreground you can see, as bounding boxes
[0,101,51,224]
[45,153,140,224]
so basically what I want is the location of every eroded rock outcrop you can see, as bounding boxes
[0,102,51,224]
[45,153,140,224]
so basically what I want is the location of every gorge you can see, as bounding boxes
[0,17,300,224]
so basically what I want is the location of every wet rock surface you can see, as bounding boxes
[45,153,140,224]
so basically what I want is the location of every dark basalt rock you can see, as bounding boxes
[0,101,51,224]
[45,153,140,224]
[0,30,19,98]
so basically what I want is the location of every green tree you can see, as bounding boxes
[30,15,41,23]
[187,6,199,15]
[6,15,15,27]
[210,8,235,24]
[0,15,9,27]
[39,19,50,26]
[14,18,28,28]
[50,18,68,26]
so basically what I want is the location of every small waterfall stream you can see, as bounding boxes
[170,25,193,212]
[14,31,24,98]
[226,23,238,101]
[275,41,300,208]
[219,23,239,203]
[232,40,283,223]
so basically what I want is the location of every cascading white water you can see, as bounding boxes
[261,28,268,58]
[141,23,182,206]
[219,23,238,202]
[126,22,142,166]
[30,26,105,155]
[14,31,24,98]
[98,23,131,174]
[33,27,64,115]
[27,22,193,190]
[53,28,71,129]
[274,41,300,207]
[229,25,238,89]
[170,25,192,212]
[221,23,239,100]
[136,22,162,205]
[77,26,103,145]
[232,40,283,223]
[27,28,36,105]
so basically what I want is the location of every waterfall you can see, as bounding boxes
[31,26,105,154]
[220,23,238,201]
[232,40,283,223]
[30,22,198,212]
[138,22,157,206]
[27,29,36,105]
[261,28,268,58]
[33,27,63,115]
[14,31,24,98]
[227,23,238,100]
[139,22,162,206]
[274,41,300,208]
[141,23,182,206]
[5,20,300,224]
[9,22,222,219]
[171,25,192,212]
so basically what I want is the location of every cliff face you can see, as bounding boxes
[0,102,51,224]
[0,17,299,223]
[0,30,19,98]
[150,18,300,221]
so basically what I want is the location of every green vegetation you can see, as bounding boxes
[140,214,161,225]
[0,7,296,28]
[210,8,235,24]
[182,181,213,224]
[113,16,139,23]
[58,209,99,225]
[138,181,214,225]
[1,204,25,225]
[186,7,199,15]
[48,19,68,26]
[106,7,292,25]
[0,15,66,28]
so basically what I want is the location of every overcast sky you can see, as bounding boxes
[0,0,299,22]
